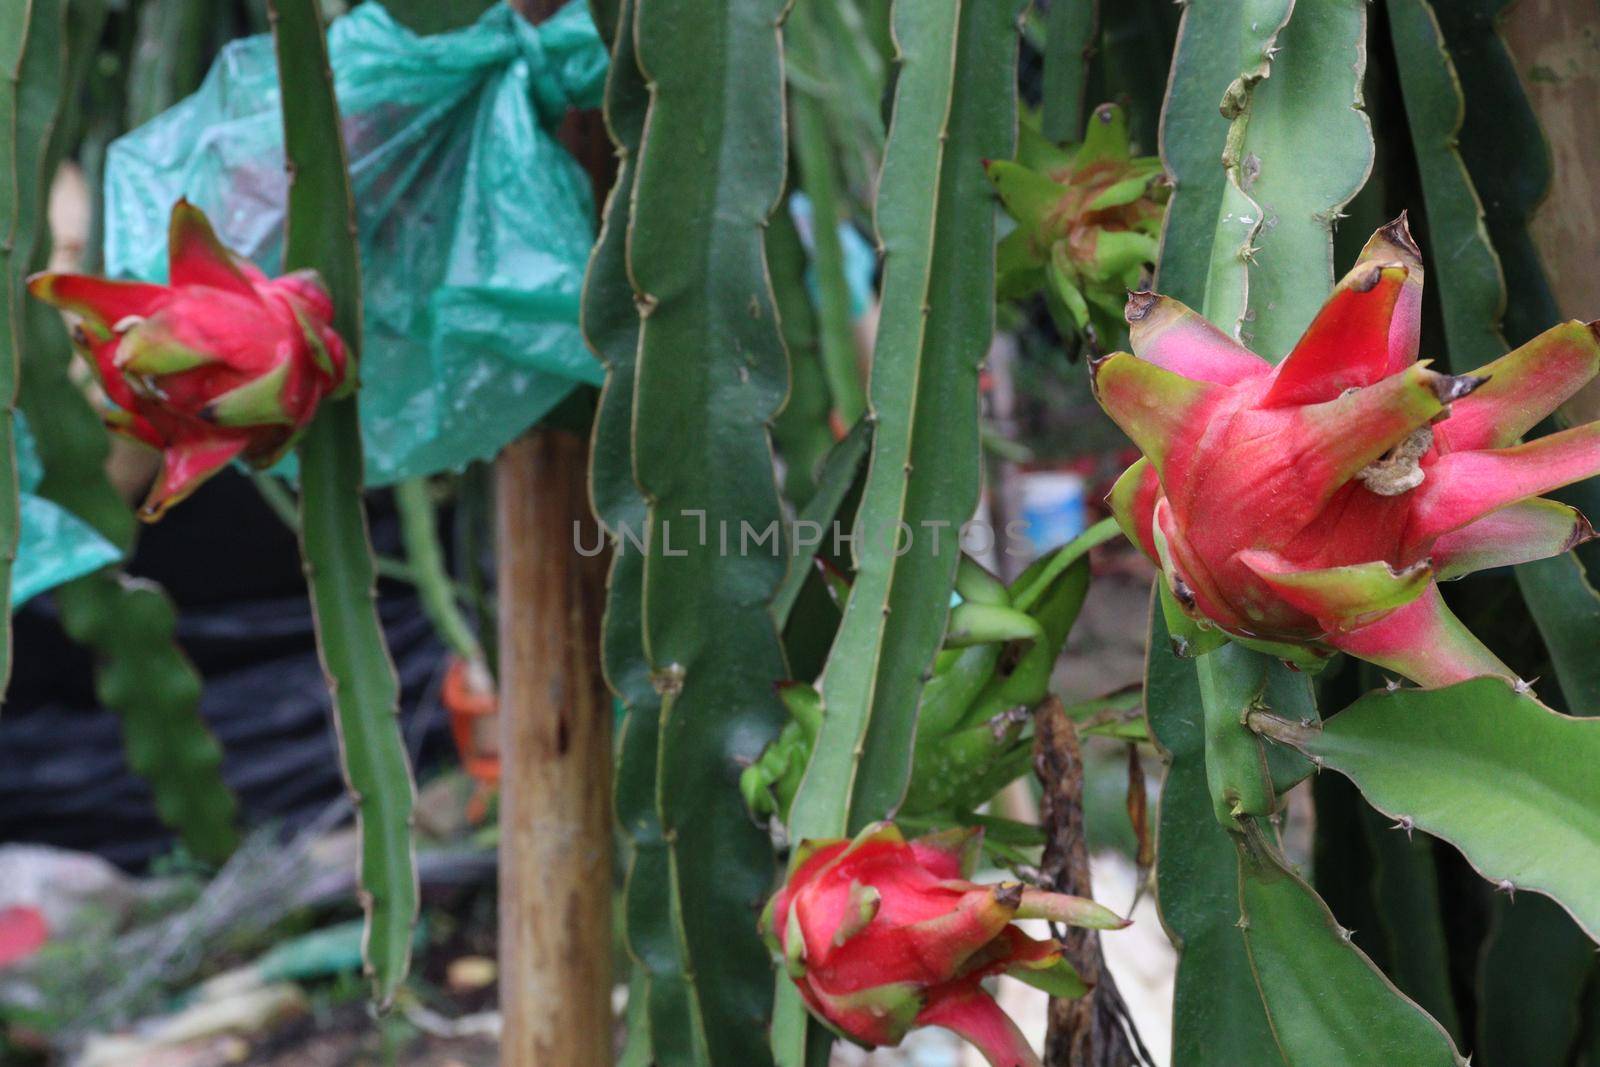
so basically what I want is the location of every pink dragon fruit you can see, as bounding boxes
[1095,216,1600,686]
[28,199,352,520]
[763,821,1127,1067]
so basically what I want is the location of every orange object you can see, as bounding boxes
[443,656,500,788]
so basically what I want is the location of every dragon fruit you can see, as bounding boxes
[987,103,1167,345]
[1095,216,1600,687]
[763,821,1126,1067]
[28,200,352,520]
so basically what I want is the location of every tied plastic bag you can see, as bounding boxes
[13,415,121,610]
[103,0,608,485]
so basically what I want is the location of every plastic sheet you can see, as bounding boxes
[12,415,121,610]
[103,0,608,484]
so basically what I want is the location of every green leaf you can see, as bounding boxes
[1384,13,1600,1040]
[1253,678,1600,942]
[271,0,416,1008]
[1236,828,1467,1065]
[780,3,1019,1060]
[384,0,497,36]
[790,0,1020,844]
[629,0,794,1059]
[1145,601,1283,1066]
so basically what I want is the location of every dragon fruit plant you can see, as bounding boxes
[987,103,1167,347]
[28,199,352,520]
[1096,216,1600,687]
[742,538,1105,826]
[763,821,1125,1067]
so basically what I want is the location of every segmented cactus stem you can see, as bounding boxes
[269,0,418,1009]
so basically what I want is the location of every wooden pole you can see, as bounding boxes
[498,3,617,1062]
[1497,1,1600,422]
[496,430,612,1066]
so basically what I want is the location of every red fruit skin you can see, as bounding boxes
[1096,216,1600,686]
[765,823,1088,1067]
[26,199,351,520]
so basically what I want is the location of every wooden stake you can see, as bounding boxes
[496,429,612,1066]
[496,6,619,1062]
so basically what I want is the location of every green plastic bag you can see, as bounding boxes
[103,0,607,484]
[12,415,121,610]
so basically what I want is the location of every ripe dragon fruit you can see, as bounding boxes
[28,200,352,520]
[987,103,1167,345]
[1094,216,1600,687]
[763,821,1127,1067]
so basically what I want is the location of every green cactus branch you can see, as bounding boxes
[1251,679,1600,943]
[1144,606,1280,1064]
[1234,823,1467,1065]
[1386,0,1503,379]
[1041,0,1097,143]
[1354,781,1462,1042]
[1198,0,1294,329]
[13,0,238,863]
[787,1,867,431]
[1145,3,1476,1062]
[56,575,239,860]
[1389,0,1600,719]
[1193,643,1278,827]
[768,202,835,508]
[788,0,1021,843]
[0,0,31,693]
[583,0,696,1061]
[394,479,484,668]
[628,0,793,1060]
[269,0,417,1009]
[1230,0,1373,358]
[1415,6,1600,1049]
